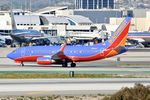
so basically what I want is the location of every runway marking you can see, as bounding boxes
[27,91,48,95]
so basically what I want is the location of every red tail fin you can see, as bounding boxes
[108,17,132,48]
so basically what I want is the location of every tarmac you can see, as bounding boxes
[0,78,149,96]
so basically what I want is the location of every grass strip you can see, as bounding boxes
[0,73,146,78]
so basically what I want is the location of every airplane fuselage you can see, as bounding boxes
[7,17,131,67]
[7,41,127,64]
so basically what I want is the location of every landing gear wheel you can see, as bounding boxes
[21,62,24,66]
[71,63,76,67]
[62,62,68,67]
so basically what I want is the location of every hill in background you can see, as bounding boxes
[0,0,74,11]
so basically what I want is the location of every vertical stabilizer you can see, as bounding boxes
[108,17,132,48]
[10,9,17,30]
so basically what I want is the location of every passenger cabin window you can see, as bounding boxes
[12,50,16,53]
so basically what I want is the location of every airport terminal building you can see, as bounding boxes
[0,10,93,37]
[75,0,114,9]
[0,7,150,37]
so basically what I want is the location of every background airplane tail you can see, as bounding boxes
[108,17,132,48]
[10,9,17,30]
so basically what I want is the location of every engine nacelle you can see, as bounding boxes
[37,57,54,65]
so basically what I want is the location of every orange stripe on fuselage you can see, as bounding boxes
[105,35,127,58]
[105,50,118,58]
[105,22,131,57]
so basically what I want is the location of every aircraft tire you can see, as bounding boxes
[21,62,24,66]
[71,63,76,67]
[62,62,68,67]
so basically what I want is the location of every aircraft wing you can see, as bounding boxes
[37,44,72,65]
[51,44,71,61]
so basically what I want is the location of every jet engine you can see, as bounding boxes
[37,56,54,65]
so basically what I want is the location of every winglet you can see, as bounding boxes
[60,43,67,52]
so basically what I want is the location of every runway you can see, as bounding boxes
[0,78,149,96]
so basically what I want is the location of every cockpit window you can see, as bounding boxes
[12,50,16,53]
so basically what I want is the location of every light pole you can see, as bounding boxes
[81,0,83,9]
[107,0,109,9]
[97,0,99,9]
[75,0,76,9]
[93,0,94,9]
[101,0,103,9]
[87,0,89,9]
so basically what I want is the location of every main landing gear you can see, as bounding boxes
[62,62,76,67]
[62,62,68,67]
[21,62,24,66]
[71,62,76,67]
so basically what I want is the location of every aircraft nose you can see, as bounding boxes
[7,52,15,59]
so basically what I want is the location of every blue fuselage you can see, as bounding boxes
[7,41,110,61]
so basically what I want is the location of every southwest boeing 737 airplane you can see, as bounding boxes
[7,17,131,67]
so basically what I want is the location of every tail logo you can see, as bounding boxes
[108,19,128,44]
